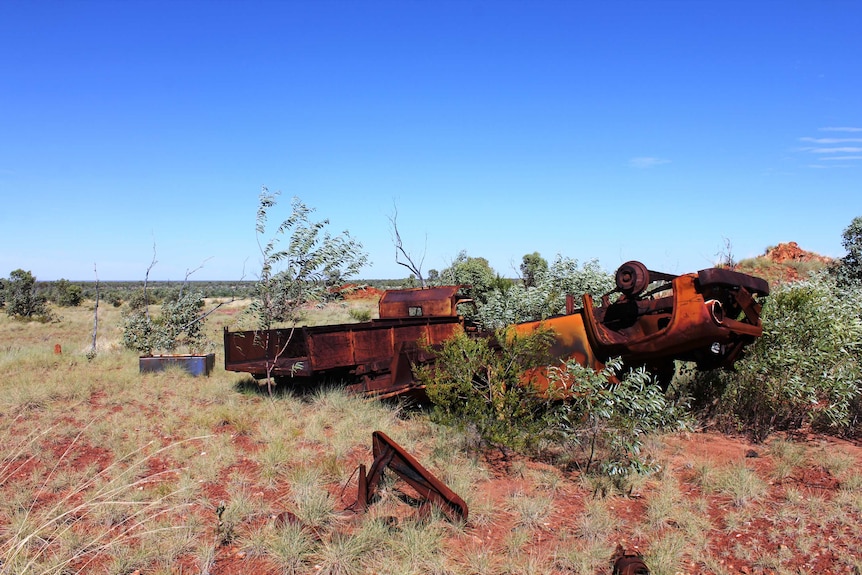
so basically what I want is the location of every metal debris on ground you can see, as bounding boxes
[356,431,468,523]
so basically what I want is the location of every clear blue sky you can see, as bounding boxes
[1,1,859,281]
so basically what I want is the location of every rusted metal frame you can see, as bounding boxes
[357,431,468,522]
[697,267,770,297]
[731,286,763,326]
[711,287,763,338]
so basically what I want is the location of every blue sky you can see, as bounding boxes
[1,1,859,282]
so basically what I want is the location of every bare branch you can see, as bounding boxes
[388,201,426,287]
[144,242,158,320]
[179,256,213,299]
[89,263,99,359]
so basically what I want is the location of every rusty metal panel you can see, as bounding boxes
[387,324,431,348]
[223,327,312,376]
[378,285,462,318]
[424,321,463,345]
[352,326,395,365]
[307,330,355,370]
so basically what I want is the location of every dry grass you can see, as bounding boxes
[1,300,861,574]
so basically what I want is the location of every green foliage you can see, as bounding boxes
[436,251,498,304]
[103,291,124,307]
[3,269,52,320]
[736,255,828,285]
[347,308,372,322]
[250,187,369,331]
[126,289,149,312]
[417,329,558,453]
[50,279,83,307]
[419,328,686,481]
[549,358,691,479]
[520,252,548,288]
[834,215,862,286]
[157,291,208,353]
[121,312,155,355]
[122,291,208,355]
[707,273,862,440]
[476,256,614,329]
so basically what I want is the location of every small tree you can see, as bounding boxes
[520,252,548,288]
[4,269,52,320]
[438,251,498,304]
[121,252,220,357]
[250,187,369,392]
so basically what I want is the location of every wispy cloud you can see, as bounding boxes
[629,156,671,169]
[798,127,862,168]
[810,147,862,154]
[799,137,862,144]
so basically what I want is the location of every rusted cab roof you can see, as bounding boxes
[378,285,464,319]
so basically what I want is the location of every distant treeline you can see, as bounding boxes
[32,279,410,307]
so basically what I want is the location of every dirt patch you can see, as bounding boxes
[336,284,385,300]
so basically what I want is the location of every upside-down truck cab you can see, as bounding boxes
[513,261,770,391]
[224,261,769,398]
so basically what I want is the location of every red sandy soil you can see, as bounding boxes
[28,423,858,575]
[334,284,385,300]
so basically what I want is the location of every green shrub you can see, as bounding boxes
[549,358,691,479]
[417,328,558,454]
[436,251,499,305]
[126,289,149,312]
[708,273,862,440]
[348,308,372,322]
[122,291,208,355]
[51,279,83,307]
[418,327,688,481]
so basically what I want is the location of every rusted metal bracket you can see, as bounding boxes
[357,431,468,522]
[612,546,650,575]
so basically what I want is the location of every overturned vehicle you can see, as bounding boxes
[223,261,769,398]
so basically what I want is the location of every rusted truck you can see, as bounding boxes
[223,261,769,398]
[224,285,476,398]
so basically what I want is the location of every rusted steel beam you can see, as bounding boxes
[357,431,468,522]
